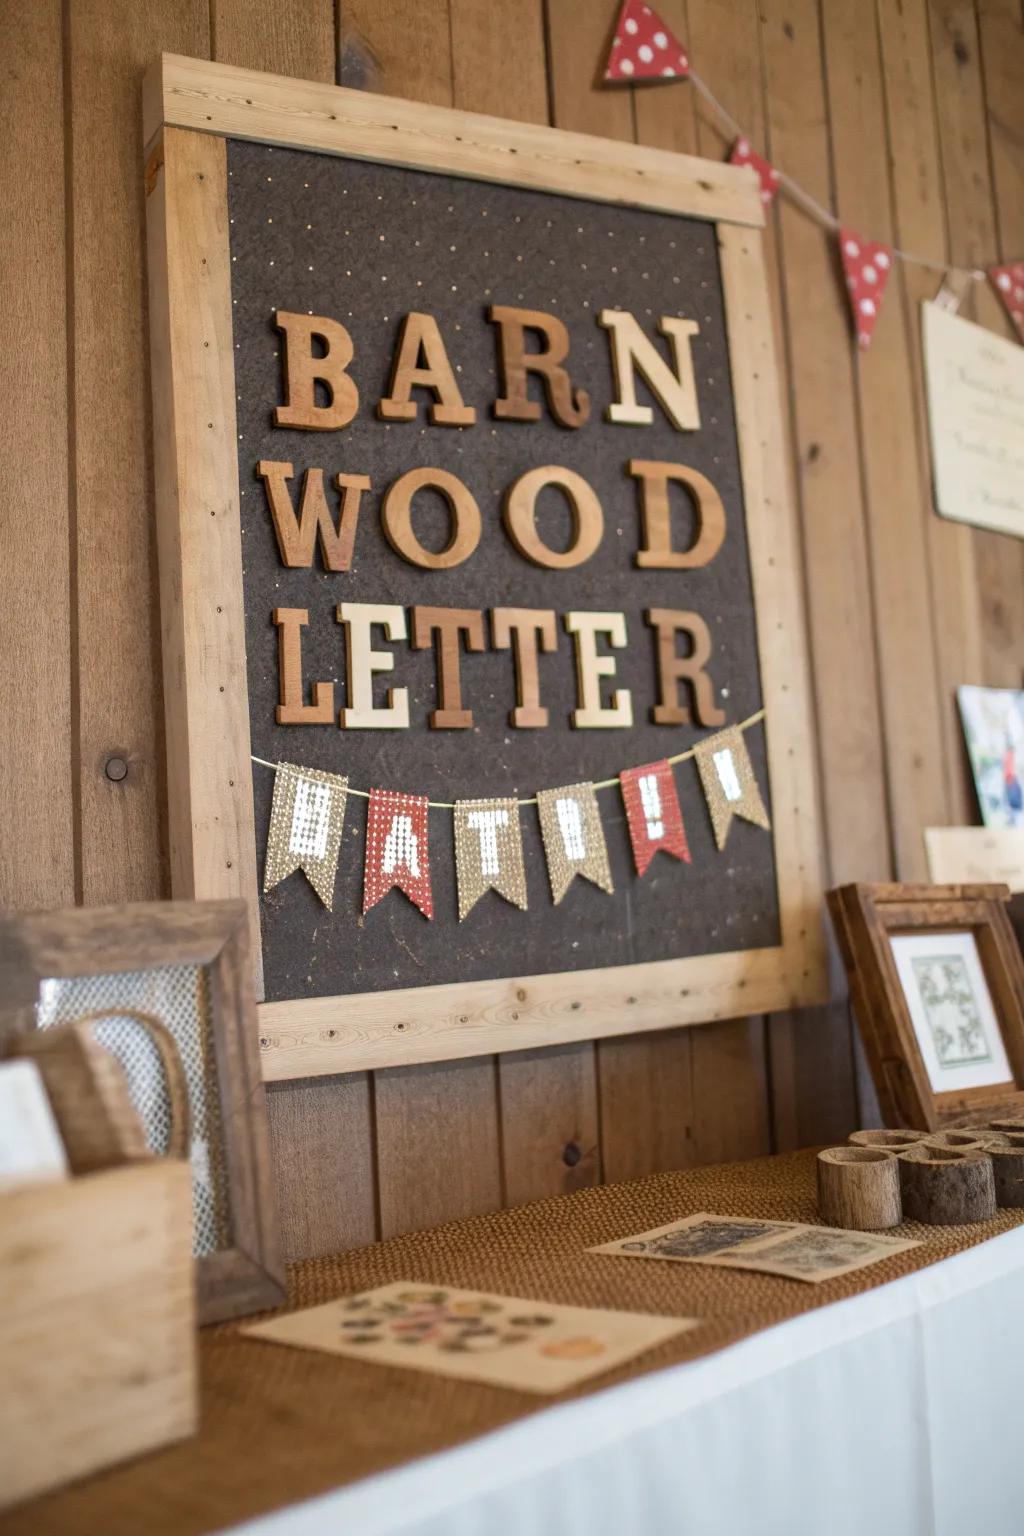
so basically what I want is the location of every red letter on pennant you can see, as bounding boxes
[619,760,690,877]
[363,789,434,919]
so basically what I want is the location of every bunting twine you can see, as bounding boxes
[250,708,766,807]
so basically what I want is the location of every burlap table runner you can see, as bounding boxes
[10,1148,1024,1535]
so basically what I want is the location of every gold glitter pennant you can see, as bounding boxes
[263,763,349,910]
[453,797,528,921]
[536,783,614,904]
[694,727,770,850]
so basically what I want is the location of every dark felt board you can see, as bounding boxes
[226,138,780,1003]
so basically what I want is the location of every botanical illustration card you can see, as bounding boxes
[957,685,1024,829]
[890,930,1013,1095]
[242,1281,695,1394]
[590,1212,920,1283]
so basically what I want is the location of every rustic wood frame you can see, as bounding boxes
[828,882,1024,1131]
[142,52,826,1080]
[0,899,285,1324]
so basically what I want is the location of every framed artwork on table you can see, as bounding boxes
[827,883,1024,1132]
[0,899,284,1324]
[957,685,1024,830]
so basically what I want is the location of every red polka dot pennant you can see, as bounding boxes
[605,0,690,83]
[363,788,434,919]
[988,262,1024,344]
[839,227,893,351]
[729,137,781,207]
[619,760,691,878]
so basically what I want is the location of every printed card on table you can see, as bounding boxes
[243,1280,695,1394]
[590,1212,920,1284]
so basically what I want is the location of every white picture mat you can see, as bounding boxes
[921,302,1024,540]
[890,930,1013,1094]
[0,1059,68,1188]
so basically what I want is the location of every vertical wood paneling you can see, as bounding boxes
[928,0,1024,688]
[5,0,1021,1255]
[212,0,381,1254]
[0,0,74,913]
[68,0,209,908]
[876,0,982,826]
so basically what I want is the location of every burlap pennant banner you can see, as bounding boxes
[693,727,770,850]
[619,760,691,877]
[536,783,614,904]
[364,788,434,919]
[263,763,349,911]
[453,797,528,921]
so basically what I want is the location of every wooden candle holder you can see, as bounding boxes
[925,1129,990,1152]
[848,1128,928,1151]
[897,1145,996,1225]
[817,1146,902,1230]
[978,1131,1024,1208]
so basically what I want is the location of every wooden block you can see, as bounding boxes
[0,1160,196,1509]
[897,1145,996,1225]
[817,1146,902,1230]
[3,1022,155,1175]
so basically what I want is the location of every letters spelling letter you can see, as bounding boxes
[274,311,359,431]
[273,607,334,725]
[378,313,476,426]
[411,607,486,730]
[563,611,633,729]
[598,311,701,431]
[258,460,371,571]
[627,460,725,570]
[489,306,590,428]
[647,608,725,727]
[491,608,558,729]
[337,602,410,730]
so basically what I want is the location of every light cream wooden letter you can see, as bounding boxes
[598,311,701,430]
[564,611,633,729]
[337,602,410,729]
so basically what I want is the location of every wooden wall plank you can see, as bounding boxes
[450,0,548,121]
[0,0,74,912]
[374,1060,503,1235]
[211,0,383,1256]
[266,1076,376,1257]
[822,0,950,877]
[68,0,209,907]
[339,0,453,107]
[928,0,1024,690]
[599,1029,695,1182]
[877,0,983,826]
[211,0,335,82]
[499,1046,601,1203]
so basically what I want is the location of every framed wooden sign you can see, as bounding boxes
[143,54,825,1080]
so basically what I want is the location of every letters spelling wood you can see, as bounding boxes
[143,54,825,1076]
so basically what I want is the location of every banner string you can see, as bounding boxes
[250,707,767,810]
[688,69,986,284]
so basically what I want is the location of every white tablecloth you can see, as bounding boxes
[228,1225,1024,1536]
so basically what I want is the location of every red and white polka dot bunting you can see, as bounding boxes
[605,0,690,83]
[839,226,893,351]
[988,262,1024,344]
[729,137,781,206]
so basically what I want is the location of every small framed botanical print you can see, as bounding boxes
[828,883,1024,1131]
[0,900,284,1323]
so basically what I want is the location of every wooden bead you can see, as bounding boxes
[897,1145,996,1225]
[817,1146,902,1230]
[848,1128,929,1151]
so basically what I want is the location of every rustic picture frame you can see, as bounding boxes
[143,52,826,1079]
[0,899,284,1324]
[828,882,1024,1131]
